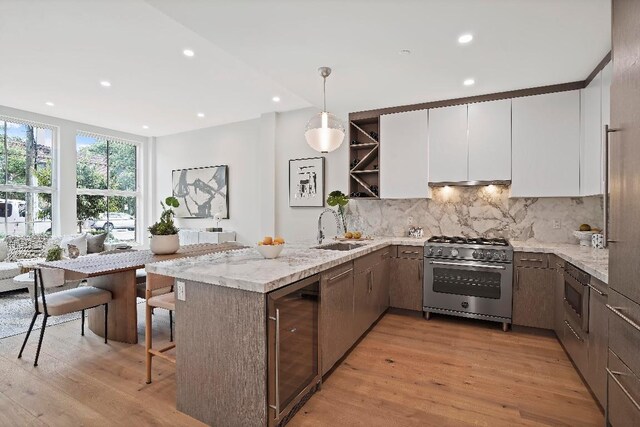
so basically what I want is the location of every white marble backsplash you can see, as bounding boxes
[348,186,603,244]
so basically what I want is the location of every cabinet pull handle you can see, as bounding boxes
[607,304,640,332]
[368,270,373,293]
[402,250,420,255]
[382,251,390,259]
[515,269,519,290]
[607,368,640,412]
[328,268,353,282]
[604,125,619,248]
[268,309,280,418]
[586,283,607,297]
[564,320,583,342]
[519,258,543,262]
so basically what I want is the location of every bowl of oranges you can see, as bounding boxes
[256,236,285,259]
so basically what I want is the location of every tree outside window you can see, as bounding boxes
[76,134,137,243]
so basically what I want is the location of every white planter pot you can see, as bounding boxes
[150,234,180,255]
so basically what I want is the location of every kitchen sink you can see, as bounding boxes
[313,242,365,251]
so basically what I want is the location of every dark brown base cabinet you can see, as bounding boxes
[515,252,609,409]
[512,255,555,329]
[320,248,392,376]
[389,246,423,311]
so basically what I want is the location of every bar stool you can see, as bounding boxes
[145,272,176,384]
[135,268,174,341]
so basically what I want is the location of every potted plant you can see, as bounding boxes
[148,196,180,254]
[326,190,349,233]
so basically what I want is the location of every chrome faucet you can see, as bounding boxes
[317,208,344,244]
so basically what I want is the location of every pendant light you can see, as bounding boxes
[305,67,345,153]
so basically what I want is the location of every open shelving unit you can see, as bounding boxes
[348,116,380,199]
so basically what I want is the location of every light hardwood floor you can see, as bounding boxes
[0,309,602,426]
[292,313,604,427]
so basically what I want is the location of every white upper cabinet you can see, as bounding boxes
[511,90,581,197]
[380,110,429,199]
[581,71,604,196]
[468,99,512,182]
[428,105,468,183]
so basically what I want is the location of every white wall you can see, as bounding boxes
[274,107,348,242]
[0,105,148,237]
[152,107,350,245]
[153,118,263,245]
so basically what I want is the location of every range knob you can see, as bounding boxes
[450,248,459,257]
[472,250,483,259]
[436,248,443,256]
[426,247,433,256]
[500,251,507,260]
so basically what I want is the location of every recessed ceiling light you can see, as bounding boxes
[272,96,281,102]
[458,34,473,44]
[399,49,411,55]
[45,101,54,107]
[183,49,195,57]
[100,80,111,87]
[142,125,149,129]
[197,112,205,118]
[463,78,475,86]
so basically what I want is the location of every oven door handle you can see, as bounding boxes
[428,260,506,270]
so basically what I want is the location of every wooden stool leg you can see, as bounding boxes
[145,296,153,384]
[81,309,85,336]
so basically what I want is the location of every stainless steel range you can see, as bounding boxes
[423,236,513,331]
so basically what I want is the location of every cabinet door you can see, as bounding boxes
[389,257,423,311]
[372,253,391,318]
[511,91,580,197]
[552,257,566,340]
[581,72,603,196]
[468,99,512,181]
[586,279,608,407]
[380,110,429,198]
[428,105,468,183]
[513,267,555,329]
[320,264,355,375]
[353,269,373,339]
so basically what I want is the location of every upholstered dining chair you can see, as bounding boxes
[144,272,176,384]
[18,267,113,367]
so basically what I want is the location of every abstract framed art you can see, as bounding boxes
[172,165,229,218]
[289,157,325,207]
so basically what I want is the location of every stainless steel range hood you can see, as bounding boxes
[428,180,511,187]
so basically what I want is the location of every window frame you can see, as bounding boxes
[75,131,142,244]
[0,116,57,237]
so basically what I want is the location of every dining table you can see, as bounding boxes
[41,242,242,344]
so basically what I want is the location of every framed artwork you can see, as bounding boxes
[289,157,325,207]
[172,165,229,218]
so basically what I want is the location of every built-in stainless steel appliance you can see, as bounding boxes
[563,262,591,333]
[423,236,513,331]
[267,275,321,426]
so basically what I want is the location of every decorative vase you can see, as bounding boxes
[150,234,180,255]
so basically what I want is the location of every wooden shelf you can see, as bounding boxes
[350,142,378,149]
[349,117,380,198]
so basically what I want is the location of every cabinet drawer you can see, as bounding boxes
[608,349,640,427]
[563,317,588,375]
[396,245,423,259]
[609,289,640,377]
[514,252,549,268]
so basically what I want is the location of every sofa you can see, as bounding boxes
[0,233,108,294]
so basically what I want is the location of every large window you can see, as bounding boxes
[0,118,54,237]
[76,133,138,243]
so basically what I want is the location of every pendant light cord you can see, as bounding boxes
[323,76,327,112]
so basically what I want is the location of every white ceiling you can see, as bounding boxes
[0,0,610,137]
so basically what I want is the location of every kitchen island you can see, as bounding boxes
[145,237,608,426]
[145,237,424,427]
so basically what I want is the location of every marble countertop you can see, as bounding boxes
[511,240,608,284]
[145,236,608,293]
[145,237,428,294]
